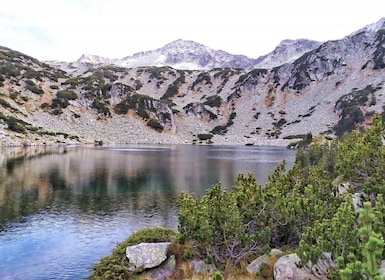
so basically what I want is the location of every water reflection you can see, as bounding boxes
[0,145,295,279]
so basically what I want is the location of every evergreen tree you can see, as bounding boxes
[265,163,341,247]
[298,197,385,280]
[178,174,270,265]
[336,114,385,202]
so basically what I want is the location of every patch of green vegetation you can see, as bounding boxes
[203,95,222,108]
[102,69,118,81]
[253,112,260,120]
[140,66,172,83]
[37,130,80,141]
[42,69,68,82]
[147,119,163,132]
[226,88,241,102]
[212,67,240,81]
[183,102,218,121]
[57,90,78,100]
[114,93,155,118]
[0,62,22,78]
[6,116,25,133]
[161,71,186,100]
[0,115,37,134]
[333,84,380,136]
[191,72,212,90]
[89,227,176,279]
[114,93,173,122]
[197,133,213,141]
[0,98,10,108]
[61,77,80,88]
[23,68,42,81]
[91,100,111,117]
[283,134,307,140]
[235,68,267,87]
[134,80,143,90]
[51,98,69,109]
[162,84,179,99]
[25,80,44,95]
[211,111,236,135]
[272,118,287,128]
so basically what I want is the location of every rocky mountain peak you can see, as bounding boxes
[254,38,321,69]
[352,17,385,35]
[74,38,321,71]
[77,53,110,64]
[162,39,211,53]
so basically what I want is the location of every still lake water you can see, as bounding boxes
[0,145,296,279]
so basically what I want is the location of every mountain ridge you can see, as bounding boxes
[76,38,321,70]
[0,17,385,146]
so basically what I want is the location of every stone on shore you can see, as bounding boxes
[126,242,171,272]
[190,259,217,274]
[247,248,283,274]
[274,253,317,280]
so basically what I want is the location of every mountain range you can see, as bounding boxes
[76,38,321,70]
[0,17,384,146]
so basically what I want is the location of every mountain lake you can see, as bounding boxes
[0,144,296,279]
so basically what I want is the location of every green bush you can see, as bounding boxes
[197,133,213,141]
[25,80,44,95]
[211,111,236,135]
[178,174,271,265]
[89,227,176,280]
[6,116,25,133]
[147,119,163,132]
[204,95,222,108]
[51,98,69,109]
[57,90,78,100]
[23,68,42,81]
[91,100,111,117]
[0,98,10,108]
[191,72,212,90]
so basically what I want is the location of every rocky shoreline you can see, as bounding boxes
[1,111,295,147]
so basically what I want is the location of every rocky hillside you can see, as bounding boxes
[0,17,385,146]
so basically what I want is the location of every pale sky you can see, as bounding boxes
[1,0,384,62]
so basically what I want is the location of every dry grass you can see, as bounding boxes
[264,85,276,108]
[168,260,262,280]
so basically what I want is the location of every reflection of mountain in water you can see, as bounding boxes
[0,146,179,228]
[0,145,295,228]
